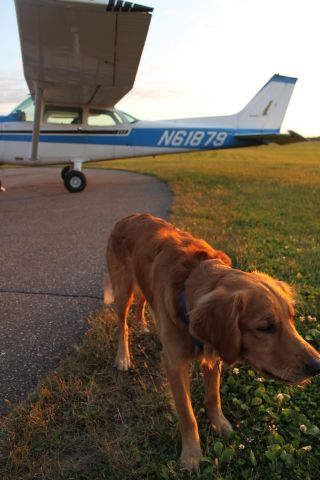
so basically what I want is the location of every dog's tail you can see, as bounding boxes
[103,273,114,305]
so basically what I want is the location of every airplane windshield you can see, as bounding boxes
[121,111,138,124]
[10,97,35,122]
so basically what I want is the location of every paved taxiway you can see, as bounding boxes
[0,167,172,414]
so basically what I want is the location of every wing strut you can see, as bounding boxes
[30,83,44,161]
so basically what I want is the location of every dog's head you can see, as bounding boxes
[188,261,320,383]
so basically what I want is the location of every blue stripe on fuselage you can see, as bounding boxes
[0,127,279,150]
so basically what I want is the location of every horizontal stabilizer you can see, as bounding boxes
[235,130,305,145]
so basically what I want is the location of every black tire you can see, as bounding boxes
[64,170,87,193]
[61,165,71,180]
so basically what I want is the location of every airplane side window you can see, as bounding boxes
[44,106,82,125]
[10,97,35,122]
[88,109,122,127]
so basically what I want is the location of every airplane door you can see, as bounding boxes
[40,105,85,162]
[83,109,123,161]
[1,97,35,162]
[0,118,3,160]
[1,119,32,163]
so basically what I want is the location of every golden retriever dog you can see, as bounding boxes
[106,213,320,470]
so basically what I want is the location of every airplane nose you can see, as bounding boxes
[304,357,320,377]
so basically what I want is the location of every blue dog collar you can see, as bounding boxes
[180,288,203,349]
[181,288,190,327]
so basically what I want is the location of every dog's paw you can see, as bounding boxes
[180,444,202,471]
[211,414,233,437]
[114,355,131,371]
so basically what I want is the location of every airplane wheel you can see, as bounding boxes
[61,165,71,180]
[64,170,87,193]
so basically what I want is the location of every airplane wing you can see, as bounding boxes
[14,0,153,107]
[235,130,306,145]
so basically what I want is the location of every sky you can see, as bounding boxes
[0,0,319,136]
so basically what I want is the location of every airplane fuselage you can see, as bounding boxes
[0,110,273,167]
[0,74,300,192]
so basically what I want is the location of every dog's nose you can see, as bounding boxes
[305,357,320,377]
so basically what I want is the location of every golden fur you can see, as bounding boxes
[106,213,320,470]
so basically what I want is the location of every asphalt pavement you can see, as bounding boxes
[0,167,172,414]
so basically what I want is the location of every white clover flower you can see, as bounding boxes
[302,445,312,452]
[300,424,307,433]
[256,377,264,382]
[233,368,240,375]
[299,316,305,322]
[268,424,277,432]
[276,393,284,402]
[239,444,245,450]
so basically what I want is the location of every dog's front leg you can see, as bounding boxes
[201,358,233,436]
[162,352,202,471]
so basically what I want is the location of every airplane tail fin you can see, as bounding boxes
[235,74,297,131]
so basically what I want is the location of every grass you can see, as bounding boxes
[1,142,320,479]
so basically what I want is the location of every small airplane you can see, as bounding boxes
[0,0,304,193]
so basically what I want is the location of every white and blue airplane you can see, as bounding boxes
[0,0,303,193]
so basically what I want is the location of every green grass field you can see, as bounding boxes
[1,143,320,479]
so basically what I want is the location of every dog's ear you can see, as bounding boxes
[189,287,245,364]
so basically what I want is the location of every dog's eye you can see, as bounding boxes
[256,324,276,334]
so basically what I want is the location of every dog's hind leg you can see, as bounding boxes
[134,286,148,333]
[201,357,233,436]
[103,273,114,306]
[113,280,134,372]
